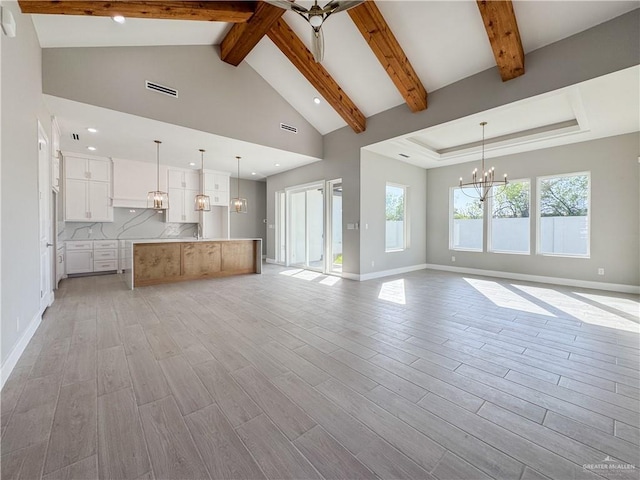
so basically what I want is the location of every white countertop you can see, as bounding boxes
[125,238,261,244]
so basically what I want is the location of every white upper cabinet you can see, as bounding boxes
[167,168,201,223]
[64,154,113,222]
[203,170,230,206]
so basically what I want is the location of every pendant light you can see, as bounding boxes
[147,140,169,210]
[230,156,248,214]
[459,122,508,202]
[194,149,211,211]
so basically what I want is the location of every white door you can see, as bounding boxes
[88,159,110,182]
[65,156,88,180]
[167,187,184,222]
[38,122,53,311]
[89,181,111,221]
[65,179,88,221]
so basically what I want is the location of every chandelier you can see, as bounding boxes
[230,156,247,214]
[194,149,211,212]
[147,140,169,210]
[459,122,507,202]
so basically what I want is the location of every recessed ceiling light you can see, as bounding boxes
[189,162,196,166]
[251,172,256,176]
[87,127,97,133]
[112,15,125,24]
[313,97,321,105]
[87,146,96,151]
[275,163,280,167]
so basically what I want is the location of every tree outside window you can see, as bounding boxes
[538,173,590,256]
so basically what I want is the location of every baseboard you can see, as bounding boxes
[262,255,267,260]
[1,310,42,389]
[341,272,360,281]
[425,264,640,294]
[358,264,428,282]
[265,258,277,264]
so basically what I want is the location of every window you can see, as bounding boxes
[450,187,483,251]
[538,172,590,257]
[385,184,406,251]
[489,180,530,254]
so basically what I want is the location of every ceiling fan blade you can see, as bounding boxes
[322,0,364,15]
[311,27,324,63]
[264,0,309,15]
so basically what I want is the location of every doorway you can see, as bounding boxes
[38,122,54,312]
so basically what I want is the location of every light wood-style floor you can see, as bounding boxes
[2,265,639,480]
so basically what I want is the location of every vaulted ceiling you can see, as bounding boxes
[22,1,639,136]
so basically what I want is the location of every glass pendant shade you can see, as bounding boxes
[230,155,248,214]
[148,140,169,210]
[230,197,248,214]
[194,149,211,211]
[194,193,211,211]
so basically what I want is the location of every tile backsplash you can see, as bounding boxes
[59,208,197,241]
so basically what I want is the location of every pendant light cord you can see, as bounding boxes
[236,156,241,198]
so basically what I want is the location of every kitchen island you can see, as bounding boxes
[123,238,262,289]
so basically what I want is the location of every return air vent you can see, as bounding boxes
[145,80,178,98]
[280,123,298,134]
[71,133,80,141]
[399,153,410,158]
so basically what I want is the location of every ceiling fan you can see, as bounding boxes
[266,0,364,62]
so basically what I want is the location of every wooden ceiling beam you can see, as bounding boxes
[348,0,427,113]
[267,18,366,133]
[476,0,524,81]
[17,1,257,23]
[221,2,285,66]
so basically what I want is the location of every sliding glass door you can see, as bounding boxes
[327,180,343,274]
[287,183,324,271]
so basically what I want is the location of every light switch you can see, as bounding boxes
[347,223,355,230]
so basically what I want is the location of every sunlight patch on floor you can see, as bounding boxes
[463,278,555,317]
[378,279,406,305]
[512,284,640,332]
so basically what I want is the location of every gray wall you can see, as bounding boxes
[360,151,427,275]
[42,45,323,159]
[1,1,50,366]
[426,133,640,287]
[266,153,360,274]
[229,178,267,254]
[266,10,639,277]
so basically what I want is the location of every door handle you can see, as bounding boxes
[46,243,54,247]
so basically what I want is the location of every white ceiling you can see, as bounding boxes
[30,1,639,135]
[29,2,639,178]
[45,95,321,179]
[363,66,640,169]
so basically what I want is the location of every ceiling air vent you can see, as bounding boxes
[71,133,80,141]
[145,80,178,98]
[280,123,298,134]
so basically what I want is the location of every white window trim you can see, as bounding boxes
[385,182,408,253]
[488,178,531,255]
[449,186,483,252]
[536,171,591,258]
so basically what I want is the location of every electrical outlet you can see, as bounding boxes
[597,268,605,276]
[451,256,456,262]
[371,260,375,267]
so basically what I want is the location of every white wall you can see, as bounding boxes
[426,133,640,287]
[1,1,51,379]
[360,150,427,275]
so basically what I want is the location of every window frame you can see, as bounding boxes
[487,178,531,255]
[449,186,484,252]
[536,171,591,258]
[385,182,408,252]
